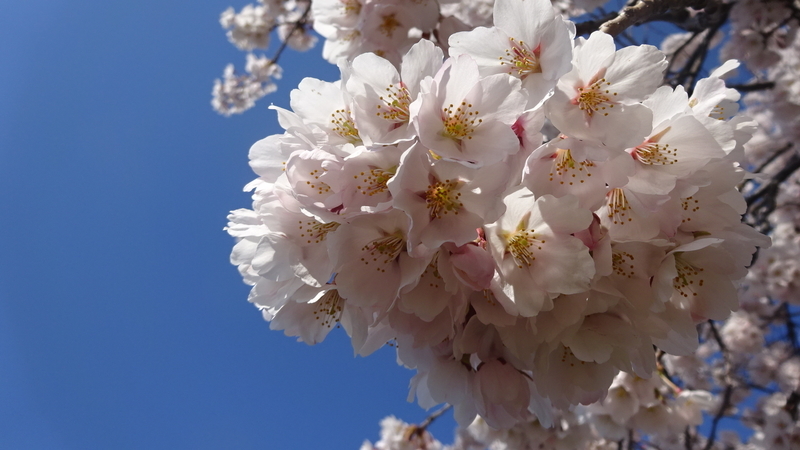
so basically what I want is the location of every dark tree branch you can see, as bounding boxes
[703,384,733,450]
[599,0,710,36]
[728,81,776,92]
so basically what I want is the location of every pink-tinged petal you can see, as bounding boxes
[450,243,496,290]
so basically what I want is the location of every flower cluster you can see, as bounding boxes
[213,0,314,115]
[365,370,716,450]
[226,0,767,430]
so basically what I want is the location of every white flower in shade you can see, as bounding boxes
[395,248,464,322]
[674,390,715,426]
[523,136,631,211]
[269,287,363,346]
[485,189,594,316]
[357,0,439,57]
[675,161,748,234]
[345,40,444,146]
[532,343,620,409]
[472,359,533,429]
[561,311,656,378]
[596,186,675,242]
[653,238,741,321]
[547,31,666,149]
[591,384,639,424]
[336,143,404,217]
[448,0,575,107]
[283,147,345,221]
[413,55,526,167]
[388,143,511,253]
[327,209,430,309]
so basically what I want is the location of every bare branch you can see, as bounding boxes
[727,81,776,93]
[599,0,709,37]
[417,404,452,431]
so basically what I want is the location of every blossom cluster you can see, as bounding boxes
[212,0,612,114]
[213,0,315,115]
[226,0,768,430]
[362,370,718,450]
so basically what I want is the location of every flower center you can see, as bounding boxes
[574,78,617,117]
[361,233,405,271]
[378,13,401,37]
[442,101,482,140]
[341,0,361,15]
[299,220,340,244]
[304,168,332,196]
[633,127,676,165]
[356,167,396,196]
[424,179,463,219]
[681,196,701,224]
[635,143,678,165]
[499,37,542,78]
[376,83,411,123]
[549,148,595,185]
[506,229,544,268]
[612,251,636,278]
[673,254,705,298]
[330,108,361,143]
[313,290,345,328]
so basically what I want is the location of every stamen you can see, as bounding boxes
[304,168,332,196]
[355,167,396,197]
[312,290,345,328]
[330,108,361,143]
[498,38,542,77]
[633,127,677,165]
[612,251,636,278]
[606,188,632,225]
[506,229,545,268]
[298,220,340,244]
[548,148,595,185]
[375,83,411,123]
[673,254,704,298]
[681,196,701,223]
[361,234,405,272]
[573,78,617,117]
[424,179,463,219]
[442,101,482,140]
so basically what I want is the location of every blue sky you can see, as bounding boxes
[0,1,455,448]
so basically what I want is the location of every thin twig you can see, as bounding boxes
[418,404,452,431]
[268,3,313,67]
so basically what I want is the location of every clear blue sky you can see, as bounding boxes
[0,1,455,448]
